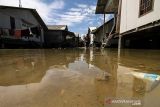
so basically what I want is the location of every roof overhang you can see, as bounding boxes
[95,0,119,14]
[92,18,114,34]
[31,9,48,30]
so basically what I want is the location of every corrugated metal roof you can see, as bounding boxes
[95,0,108,14]
[92,18,114,34]
[95,0,119,14]
[0,5,48,30]
[47,25,68,31]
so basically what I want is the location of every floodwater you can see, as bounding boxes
[0,49,160,107]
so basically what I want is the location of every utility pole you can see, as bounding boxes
[78,34,79,47]
[102,13,106,48]
[19,0,22,7]
[103,14,106,40]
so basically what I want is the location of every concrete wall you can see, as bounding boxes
[120,0,160,33]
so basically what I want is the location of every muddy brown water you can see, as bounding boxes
[0,49,160,107]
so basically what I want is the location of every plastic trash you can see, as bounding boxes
[144,73,160,81]
[130,72,160,82]
[127,71,160,92]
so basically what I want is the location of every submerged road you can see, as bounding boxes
[0,49,160,107]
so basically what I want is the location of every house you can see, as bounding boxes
[66,31,78,47]
[0,5,47,48]
[44,25,76,48]
[95,0,119,48]
[92,18,116,47]
[75,34,85,47]
[85,27,96,47]
[96,0,160,49]
[120,0,160,48]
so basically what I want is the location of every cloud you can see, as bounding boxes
[77,4,88,8]
[96,14,114,28]
[0,0,113,34]
[0,0,65,24]
[49,0,64,9]
[53,3,97,26]
[0,0,97,27]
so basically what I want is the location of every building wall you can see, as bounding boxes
[120,0,160,33]
[0,13,10,29]
[94,20,114,43]
[94,28,104,43]
[0,8,43,45]
[0,8,39,29]
[44,30,65,47]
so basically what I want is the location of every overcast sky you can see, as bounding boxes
[0,0,112,35]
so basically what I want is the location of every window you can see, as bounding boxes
[139,0,154,16]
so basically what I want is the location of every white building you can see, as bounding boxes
[96,0,160,49]
[87,27,96,46]
[120,0,160,34]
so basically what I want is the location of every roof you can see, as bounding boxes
[47,25,68,31]
[0,5,48,30]
[88,27,97,32]
[67,31,76,37]
[88,27,96,34]
[95,0,119,14]
[92,18,114,34]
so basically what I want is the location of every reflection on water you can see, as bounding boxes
[0,49,160,107]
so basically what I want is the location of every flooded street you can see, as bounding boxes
[0,49,160,107]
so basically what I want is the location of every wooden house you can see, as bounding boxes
[44,25,76,48]
[0,5,47,48]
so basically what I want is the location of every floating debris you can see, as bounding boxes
[138,64,146,68]
[15,69,20,72]
[96,72,111,81]
[126,71,160,92]
[131,72,160,81]
[60,89,65,96]
[31,61,35,68]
